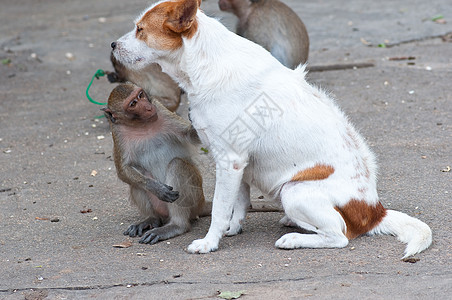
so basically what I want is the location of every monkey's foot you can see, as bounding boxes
[139,224,185,245]
[187,238,219,254]
[124,218,161,237]
[139,231,161,245]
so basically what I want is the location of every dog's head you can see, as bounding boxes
[111,0,201,70]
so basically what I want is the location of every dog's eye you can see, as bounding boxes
[129,99,137,108]
[136,26,143,33]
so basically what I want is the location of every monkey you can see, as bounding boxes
[218,0,309,69]
[218,1,376,72]
[103,83,205,244]
[107,52,182,112]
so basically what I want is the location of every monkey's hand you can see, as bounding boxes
[106,71,121,83]
[145,179,179,203]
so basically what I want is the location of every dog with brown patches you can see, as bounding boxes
[111,0,432,258]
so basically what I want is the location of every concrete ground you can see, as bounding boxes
[0,0,451,299]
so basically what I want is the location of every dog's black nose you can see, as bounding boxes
[111,42,117,49]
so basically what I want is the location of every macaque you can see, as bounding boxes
[107,53,182,112]
[219,0,309,69]
[103,83,205,244]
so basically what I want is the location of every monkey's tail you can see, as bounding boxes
[199,200,282,217]
[367,209,432,259]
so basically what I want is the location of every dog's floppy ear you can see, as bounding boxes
[165,0,200,34]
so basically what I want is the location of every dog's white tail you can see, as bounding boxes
[369,209,432,259]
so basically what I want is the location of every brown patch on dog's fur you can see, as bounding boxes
[137,0,199,51]
[335,199,386,239]
[292,164,335,182]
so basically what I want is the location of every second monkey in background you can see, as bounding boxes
[219,0,309,68]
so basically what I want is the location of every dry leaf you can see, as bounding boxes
[113,241,132,248]
[35,217,50,221]
[90,170,98,177]
[360,38,371,46]
[388,56,416,61]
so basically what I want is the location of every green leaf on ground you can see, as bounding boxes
[432,15,444,21]
[218,290,246,299]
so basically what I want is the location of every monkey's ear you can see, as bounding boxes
[165,0,199,34]
[101,107,116,123]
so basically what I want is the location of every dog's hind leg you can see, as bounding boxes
[275,182,349,249]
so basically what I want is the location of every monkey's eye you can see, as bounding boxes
[136,26,143,33]
[129,100,138,108]
[137,91,144,100]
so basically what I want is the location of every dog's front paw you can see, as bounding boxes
[187,238,219,254]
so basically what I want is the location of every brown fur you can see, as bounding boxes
[335,200,387,239]
[137,0,199,51]
[291,164,335,182]
[219,0,309,68]
[104,83,206,245]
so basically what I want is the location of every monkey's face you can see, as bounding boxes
[122,88,158,125]
[104,85,158,126]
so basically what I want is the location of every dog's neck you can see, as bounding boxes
[156,11,280,100]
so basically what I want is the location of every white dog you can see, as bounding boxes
[111,0,432,258]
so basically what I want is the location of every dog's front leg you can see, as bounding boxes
[225,181,250,236]
[187,160,246,253]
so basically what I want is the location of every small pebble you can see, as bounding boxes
[65,52,75,61]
